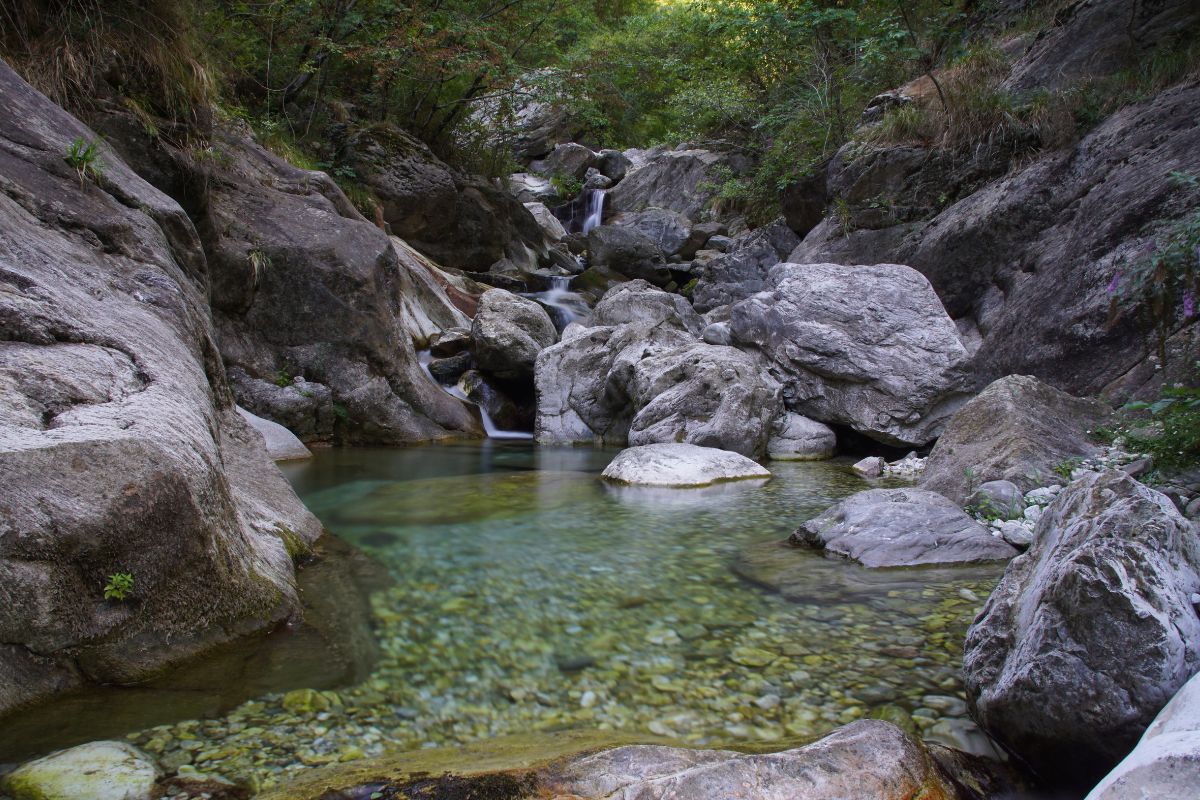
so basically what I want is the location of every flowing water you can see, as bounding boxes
[526,276,590,330]
[1,443,1005,791]
[417,350,533,439]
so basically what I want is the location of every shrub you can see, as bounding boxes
[1124,375,1200,474]
[104,572,134,601]
[64,136,103,187]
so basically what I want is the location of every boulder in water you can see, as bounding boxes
[601,443,770,487]
[237,406,312,461]
[470,289,558,383]
[2,741,161,800]
[730,262,972,447]
[536,142,597,181]
[767,413,836,460]
[963,470,1200,787]
[792,488,1018,567]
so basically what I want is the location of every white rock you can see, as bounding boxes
[524,201,568,241]
[1023,504,1043,523]
[767,413,836,461]
[3,741,162,800]
[852,456,884,478]
[601,443,770,487]
[236,406,312,461]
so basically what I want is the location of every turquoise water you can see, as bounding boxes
[4,442,1003,791]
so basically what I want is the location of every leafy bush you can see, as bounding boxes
[1124,376,1200,474]
[549,172,583,201]
[104,572,135,601]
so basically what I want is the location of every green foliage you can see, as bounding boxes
[549,172,583,201]
[962,466,980,495]
[967,495,1015,522]
[1053,458,1082,482]
[1123,374,1200,474]
[274,367,293,388]
[104,572,135,601]
[64,137,103,186]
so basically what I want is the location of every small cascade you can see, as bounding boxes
[417,349,534,440]
[581,188,606,235]
[526,276,589,330]
[552,187,606,235]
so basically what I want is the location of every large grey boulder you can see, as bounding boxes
[609,208,693,257]
[601,443,770,487]
[1086,670,1200,800]
[692,219,801,313]
[609,146,750,220]
[730,262,972,446]
[536,142,597,181]
[470,289,558,383]
[767,413,837,460]
[587,224,672,285]
[524,201,568,241]
[0,61,322,715]
[792,488,1018,567]
[963,471,1200,787]
[536,283,783,457]
[546,720,1006,800]
[922,375,1110,503]
[2,741,160,800]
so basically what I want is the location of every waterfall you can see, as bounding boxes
[417,350,534,440]
[526,276,589,330]
[581,189,606,235]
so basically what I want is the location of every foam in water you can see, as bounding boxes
[417,349,533,439]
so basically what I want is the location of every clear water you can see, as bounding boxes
[4,443,1004,791]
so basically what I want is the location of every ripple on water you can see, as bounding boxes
[57,444,1007,790]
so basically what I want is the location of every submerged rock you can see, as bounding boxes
[601,444,770,487]
[3,741,161,800]
[922,374,1110,503]
[730,262,972,447]
[793,488,1018,568]
[963,470,1200,787]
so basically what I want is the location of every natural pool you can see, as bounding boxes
[1,442,1004,792]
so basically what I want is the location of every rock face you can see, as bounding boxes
[922,375,1109,503]
[524,201,568,241]
[609,208,693,257]
[535,282,783,457]
[1085,670,1200,800]
[2,741,160,800]
[601,443,770,488]
[469,289,558,383]
[192,128,480,444]
[0,60,322,715]
[792,488,1018,567]
[237,406,312,461]
[610,145,749,220]
[963,470,1200,787]
[547,720,1003,800]
[587,224,672,285]
[692,220,801,313]
[730,262,972,446]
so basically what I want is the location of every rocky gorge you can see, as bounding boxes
[2,0,1200,799]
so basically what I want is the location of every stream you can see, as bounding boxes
[0,443,1007,790]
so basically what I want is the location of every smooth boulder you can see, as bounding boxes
[601,444,769,487]
[1086,670,1200,800]
[963,470,1200,787]
[792,488,1019,567]
[610,208,692,257]
[730,262,971,447]
[922,374,1110,503]
[3,741,160,800]
[587,224,671,285]
[767,413,837,460]
[470,289,558,383]
[236,406,312,461]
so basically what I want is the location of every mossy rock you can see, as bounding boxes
[3,741,161,800]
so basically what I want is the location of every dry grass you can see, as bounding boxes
[0,0,212,123]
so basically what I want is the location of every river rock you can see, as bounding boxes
[1085,669,1200,800]
[852,457,884,478]
[601,444,769,487]
[0,61,322,714]
[596,149,632,183]
[792,488,1019,567]
[588,280,704,334]
[610,208,692,257]
[227,368,337,444]
[2,741,161,800]
[922,375,1110,503]
[470,289,558,383]
[587,224,672,286]
[963,470,1200,787]
[524,201,568,241]
[506,172,558,205]
[537,142,597,181]
[692,219,801,313]
[236,406,312,461]
[730,262,972,447]
[767,413,836,460]
[609,145,749,220]
[547,720,1004,800]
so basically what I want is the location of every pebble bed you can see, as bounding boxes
[114,445,1002,796]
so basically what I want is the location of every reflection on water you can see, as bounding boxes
[4,442,1005,791]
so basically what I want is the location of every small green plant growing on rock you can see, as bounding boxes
[549,172,584,201]
[64,137,104,187]
[274,367,293,387]
[1123,371,1200,474]
[104,572,134,601]
[1053,458,1082,482]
